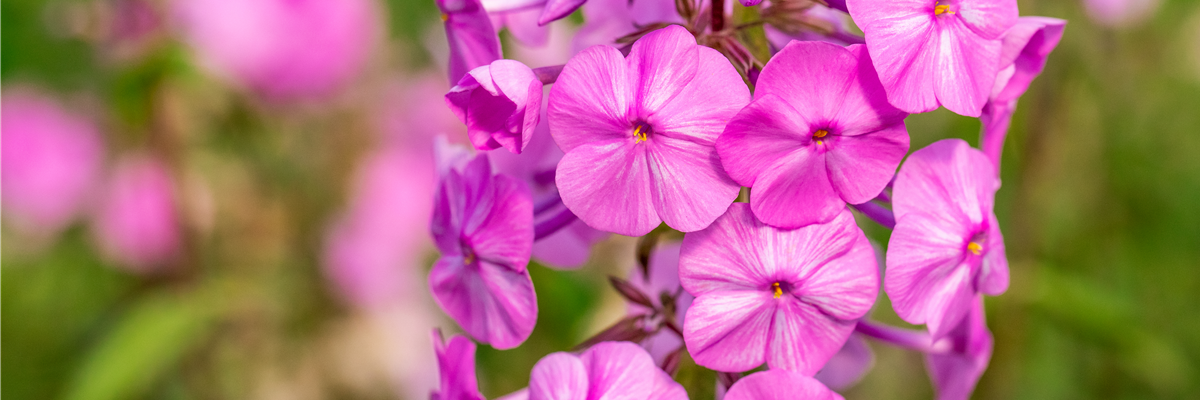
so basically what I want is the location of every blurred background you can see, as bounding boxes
[3,0,1199,399]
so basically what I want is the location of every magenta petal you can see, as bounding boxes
[825,124,909,204]
[886,214,975,337]
[750,147,843,229]
[932,19,1002,117]
[956,0,1019,40]
[716,94,812,187]
[649,369,688,400]
[580,341,657,399]
[547,45,632,152]
[537,0,587,25]
[848,0,939,113]
[627,25,700,116]
[555,140,660,236]
[429,258,538,349]
[755,41,858,123]
[499,7,551,47]
[926,299,993,400]
[679,206,792,295]
[440,0,502,85]
[724,370,843,400]
[978,220,1009,296]
[530,352,589,400]
[814,334,875,390]
[645,137,740,232]
[793,226,879,321]
[769,299,859,374]
[468,174,535,271]
[433,332,487,400]
[683,292,774,372]
[992,17,1067,103]
[890,140,996,226]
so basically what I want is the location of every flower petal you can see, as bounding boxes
[724,370,842,400]
[925,299,993,400]
[848,0,940,113]
[750,147,844,229]
[755,41,858,124]
[978,216,1009,295]
[957,0,1019,40]
[768,298,859,374]
[837,44,909,135]
[627,25,700,118]
[814,334,875,390]
[467,174,534,271]
[679,204,787,294]
[716,94,812,187]
[580,341,657,400]
[440,0,502,85]
[433,332,487,400]
[824,123,908,204]
[795,228,879,321]
[932,18,1002,117]
[429,258,538,349]
[555,140,660,236]
[891,139,996,230]
[645,136,740,232]
[529,352,589,400]
[683,291,774,372]
[548,45,632,152]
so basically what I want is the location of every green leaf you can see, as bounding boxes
[63,289,221,400]
[731,2,771,68]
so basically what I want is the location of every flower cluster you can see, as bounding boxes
[429,0,1065,398]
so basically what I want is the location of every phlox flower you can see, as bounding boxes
[813,334,874,390]
[572,0,681,52]
[885,139,1008,339]
[724,370,845,400]
[439,0,504,85]
[925,299,993,400]
[92,155,181,272]
[526,341,687,400]
[980,17,1066,168]
[172,0,377,100]
[548,25,749,236]
[717,41,909,229]
[1,90,104,240]
[446,60,543,154]
[846,0,1019,116]
[433,330,487,400]
[680,204,879,374]
[486,0,551,47]
[430,152,537,349]
[1084,0,1158,28]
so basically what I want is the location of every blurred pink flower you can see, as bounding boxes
[1084,0,1158,28]
[92,155,181,272]
[2,90,104,240]
[724,369,844,400]
[323,148,435,309]
[572,0,681,52]
[172,0,378,100]
[625,241,693,364]
[925,299,993,400]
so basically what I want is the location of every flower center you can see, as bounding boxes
[771,282,783,298]
[933,1,956,15]
[812,129,829,145]
[967,241,982,255]
[633,122,653,143]
[462,244,477,265]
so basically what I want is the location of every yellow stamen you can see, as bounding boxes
[464,251,476,265]
[934,3,954,15]
[814,129,828,138]
[634,124,648,143]
[441,13,449,22]
[771,282,783,299]
[968,241,982,256]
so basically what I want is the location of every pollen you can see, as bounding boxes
[968,241,982,255]
[440,13,449,22]
[813,129,828,145]
[934,3,954,15]
[633,124,649,143]
[771,282,783,299]
[463,249,477,265]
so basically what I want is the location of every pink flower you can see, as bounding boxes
[680,204,878,374]
[432,331,487,400]
[724,370,845,400]
[716,41,909,229]
[440,0,504,85]
[446,60,543,154]
[548,25,749,236]
[1,91,104,239]
[322,148,434,309]
[173,0,377,100]
[980,17,1066,168]
[489,5,550,47]
[490,107,607,269]
[430,153,537,349]
[92,155,181,272]
[885,139,1008,339]
[925,299,993,400]
[527,341,687,400]
[846,0,1019,116]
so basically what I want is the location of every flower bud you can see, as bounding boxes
[445,60,543,154]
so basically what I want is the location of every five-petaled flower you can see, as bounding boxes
[527,341,687,400]
[717,41,909,229]
[846,0,1020,116]
[724,369,846,400]
[548,25,750,236]
[429,152,538,349]
[885,139,1008,339]
[680,204,879,374]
